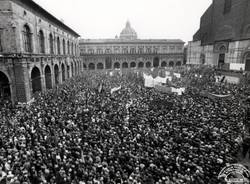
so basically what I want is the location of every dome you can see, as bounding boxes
[120,21,137,40]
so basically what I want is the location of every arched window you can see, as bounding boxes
[67,41,70,55]
[57,37,61,55]
[49,33,54,54]
[23,24,32,53]
[63,39,66,55]
[219,45,227,53]
[38,30,45,53]
[71,42,74,55]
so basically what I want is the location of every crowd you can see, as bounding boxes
[0,66,248,184]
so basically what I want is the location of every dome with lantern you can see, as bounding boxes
[119,21,137,40]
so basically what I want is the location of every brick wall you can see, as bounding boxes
[194,0,250,44]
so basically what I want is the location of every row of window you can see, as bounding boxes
[87,61,182,70]
[80,46,182,55]
[23,24,78,55]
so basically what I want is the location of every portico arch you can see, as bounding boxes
[169,61,174,67]
[0,71,11,100]
[71,63,74,76]
[97,63,104,70]
[61,63,66,81]
[130,62,136,68]
[153,57,160,67]
[114,62,120,69]
[161,61,167,67]
[138,62,144,68]
[89,63,95,70]
[146,62,151,68]
[54,64,59,85]
[245,52,250,71]
[122,62,128,69]
[176,61,182,66]
[44,65,52,89]
[31,67,42,93]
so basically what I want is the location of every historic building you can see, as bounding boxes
[79,21,184,71]
[0,0,82,103]
[187,0,250,71]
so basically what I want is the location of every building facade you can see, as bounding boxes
[187,0,250,71]
[0,0,82,103]
[80,21,184,71]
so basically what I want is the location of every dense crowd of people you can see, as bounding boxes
[0,66,249,183]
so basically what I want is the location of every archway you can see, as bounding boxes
[114,62,120,69]
[200,54,205,65]
[67,65,70,78]
[161,61,167,67]
[218,54,225,68]
[0,71,11,100]
[31,67,42,93]
[130,62,136,68]
[176,61,182,66]
[89,63,95,70]
[245,52,250,71]
[169,61,174,67]
[122,62,128,69]
[105,57,112,69]
[138,62,144,68]
[153,57,160,67]
[74,62,78,75]
[54,64,59,85]
[71,63,74,76]
[61,63,66,82]
[45,65,52,89]
[83,64,87,70]
[146,62,151,68]
[97,63,104,70]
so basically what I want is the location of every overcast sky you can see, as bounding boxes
[33,0,212,43]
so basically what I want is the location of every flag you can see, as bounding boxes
[144,73,154,88]
[173,73,181,78]
[111,86,121,94]
[200,91,231,99]
[171,87,185,95]
[165,71,170,76]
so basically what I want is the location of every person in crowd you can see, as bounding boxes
[0,66,247,184]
